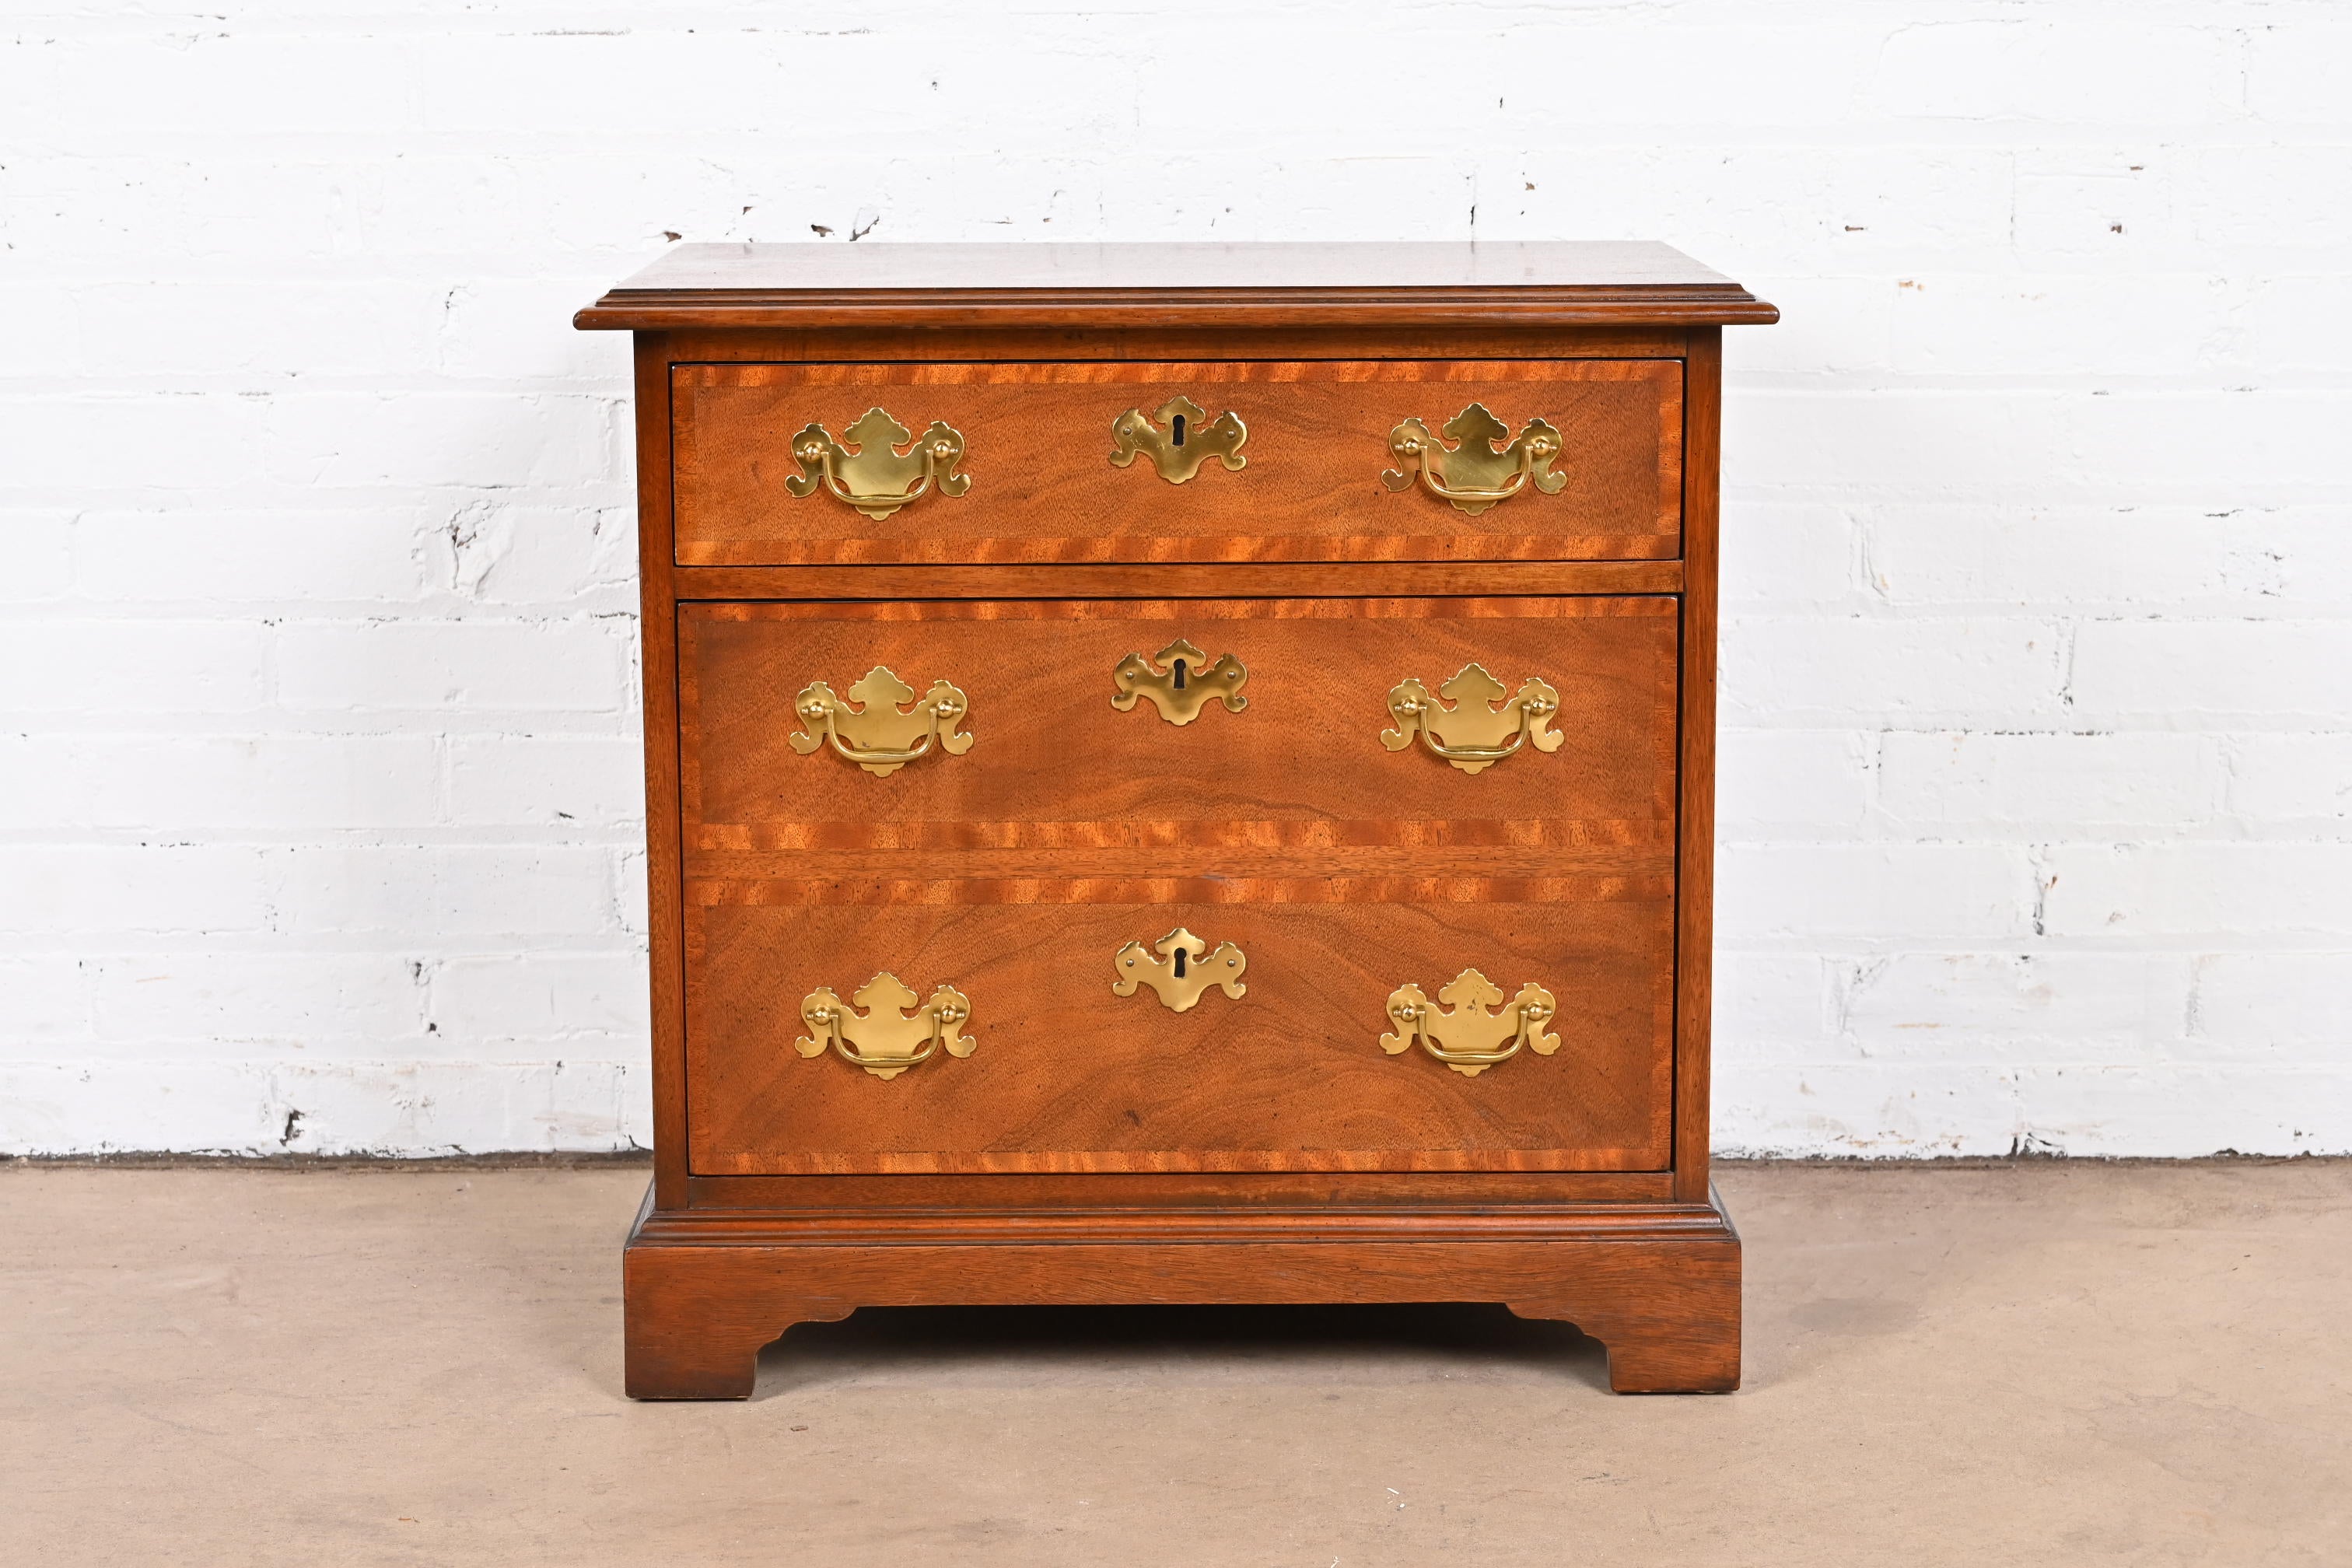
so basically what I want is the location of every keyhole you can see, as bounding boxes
[1171,658,1188,690]
[1173,948,1188,979]
[1170,413,1187,447]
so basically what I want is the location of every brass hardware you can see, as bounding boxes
[1111,638,1249,726]
[1109,396,1248,484]
[785,407,971,521]
[1381,968,1559,1078]
[1381,402,1566,516]
[1113,928,1248,1013]
[1382,663,1562,776]
[796,972,975,1080]
[788,666,973,778]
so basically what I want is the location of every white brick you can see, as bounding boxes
[72,282,441,380]
[446,734,643,830]
[0,393,268,492]
[1864,506,2298,610]
[2013,154,2182,259]
[1867,22,2237,125]
[1719,845,2034,942]
[1888,273,2235,379]
[72,510,435,604]
[1714,1062,2027,1158]
[2,35,419,142]
[2244,275,2352,376]
[2069,621,2352,725]
[267,846,618,938]
[273,619,628,712]
[0,1059,648,1156]
[0,512,73,603]
[2190,954,2352,1052]
[2228,735,2352,826]
[1738,390,2349,500]
[1836,953,2191,1060]
[1713,950,1832,1052]
[1717,729,1874,832]
[89,954,424,1045]
[436,275,623,381]
[0,957,91,1046]
[421,502,636,605]
[1878,731,2220,831]
[1719,501,1860,607]
[429,952,649,1039]
[0,847,266,937]
[0,619,268,714]
[1723,616,2064,723]
[2192,148,2352,249]
[2,733,440,832]
[2041,844,2352,940]
[2246,19,2352,121]
[264,392,612,489]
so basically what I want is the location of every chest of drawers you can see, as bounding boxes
[576,242,1777,1397]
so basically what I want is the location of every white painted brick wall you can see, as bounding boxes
[2,1,2346,1156]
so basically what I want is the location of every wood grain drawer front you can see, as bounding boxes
[681,597,1679,886]
[670,359,1682,566]
[685,894,1672,1176]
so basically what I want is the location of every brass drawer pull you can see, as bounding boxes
[797,973,975,1080]
[789,666,973,778]
[1111,638,1249,726]
[1113,928,1248,1013]
[1381,969,1559,1078]
[1382,663,1561,775]
[786,408,971,521]
[1109,396,1247,484]
[1382,402,1566,516]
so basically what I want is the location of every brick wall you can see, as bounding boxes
[3,2,2346,1154]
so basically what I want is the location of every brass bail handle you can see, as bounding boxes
[1381,402,1567,517]
[787,666,974,779]
[785,407,971,521]
[1380,969,1559,1079]
[1381,663,1562,776]
[796,972,975,1081]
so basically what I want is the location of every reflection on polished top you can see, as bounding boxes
[574,241,1780,328]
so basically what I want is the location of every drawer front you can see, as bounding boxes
[681,597,1678,870]
[678,594,1678,1176]
[686,894,1672,1174]
[671,359,1682,566]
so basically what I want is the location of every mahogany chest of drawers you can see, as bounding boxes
[576,242,1777,1397]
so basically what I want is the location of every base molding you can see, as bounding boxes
[623,1185,1741,1398]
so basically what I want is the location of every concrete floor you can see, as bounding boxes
[3,1162,2347,1566]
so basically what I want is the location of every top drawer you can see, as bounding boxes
[670,359,1683,566]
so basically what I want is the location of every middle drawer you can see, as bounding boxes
[681,595,1679,882]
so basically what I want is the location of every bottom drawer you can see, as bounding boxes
[684,891,1672,1176]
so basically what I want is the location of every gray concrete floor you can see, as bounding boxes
[3,1161,2347,1566]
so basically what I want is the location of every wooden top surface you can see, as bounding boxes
[576,241,1777,331]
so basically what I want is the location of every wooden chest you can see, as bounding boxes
[576,243,1777,1397]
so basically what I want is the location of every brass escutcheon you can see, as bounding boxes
[1110,638,1249,726]
[788,666,973,778]
[1381,402,1566,516]
[797,972,975,1080]
[1108,396,1248,484]
[1381,969,1559,1078]
[1382,663,1562,775]
[785,407,971,520]
[1112,929,1248,1013]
